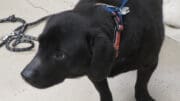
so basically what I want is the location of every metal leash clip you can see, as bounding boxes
[119,7,130,15]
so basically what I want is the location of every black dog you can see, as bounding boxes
[21,0,164,101]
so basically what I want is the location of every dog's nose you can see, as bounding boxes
[21,56,41,80]
[21,69,38,81]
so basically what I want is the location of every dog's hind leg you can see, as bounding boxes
[135,62,158,101]
[89,79,113,101]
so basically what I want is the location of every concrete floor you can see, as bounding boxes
[0,0,180,101]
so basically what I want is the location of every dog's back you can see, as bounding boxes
[74,1,164,101]
[74,0,164,73]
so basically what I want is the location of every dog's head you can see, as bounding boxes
[21,12,115,89]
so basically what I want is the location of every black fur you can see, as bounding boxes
[21,0,164,101]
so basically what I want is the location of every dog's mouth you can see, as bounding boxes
[21,73,64,89]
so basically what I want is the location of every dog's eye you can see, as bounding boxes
[53,52,66,60]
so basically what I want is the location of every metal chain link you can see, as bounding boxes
[0,14,51,52]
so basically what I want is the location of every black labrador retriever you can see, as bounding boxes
[21,0,164,101]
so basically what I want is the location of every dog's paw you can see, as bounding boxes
[136,94,155,101]
[136,98,155,101]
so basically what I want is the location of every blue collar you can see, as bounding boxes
[96,0,130,58]
[100,0,130,24]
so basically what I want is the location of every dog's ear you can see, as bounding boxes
[87,31,115,81]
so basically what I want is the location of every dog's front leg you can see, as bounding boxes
[90,78,113,101]
[135,62,157,101]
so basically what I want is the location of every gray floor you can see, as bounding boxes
[0,0,180,101]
